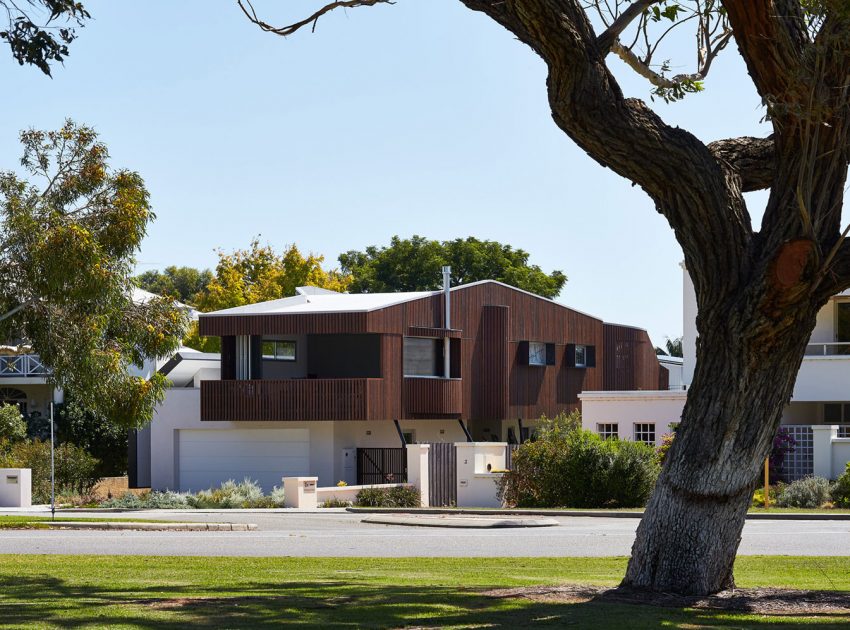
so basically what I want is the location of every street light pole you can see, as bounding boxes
[50,401,55,521]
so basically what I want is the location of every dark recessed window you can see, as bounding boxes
[262,340,296,361]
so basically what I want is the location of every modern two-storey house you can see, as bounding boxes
[136,275,666,492]
[580,263,850,480]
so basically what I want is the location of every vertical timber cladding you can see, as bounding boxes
[602,323,664,391]
[480,305,509,422]
[375,281,605,425]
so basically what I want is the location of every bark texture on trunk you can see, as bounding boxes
[624,293,823,593]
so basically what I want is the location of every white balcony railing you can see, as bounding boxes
[0,354,50,378]
[804,342,850,356]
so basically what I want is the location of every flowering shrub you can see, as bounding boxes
[776,476,832,508]
[656,433,675,466]
[770,428,796,482]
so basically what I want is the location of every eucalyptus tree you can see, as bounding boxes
[1,1,89,75]
[0,120,188,428]
[239,0,850,595]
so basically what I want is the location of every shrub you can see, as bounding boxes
[500,429,659,509]
[751,483,783,508]
[186,478,274,509]
[270,485,286,507]
[321,498,352,508]
[831,463,850,509]
[770,428,797,483]
[144,490,190,509]
[656,433,675,466]
[0,404,26,443]
[354,485,421,508]
[776,476,832,508]
[0,439,100,503]
[100,491,146,509]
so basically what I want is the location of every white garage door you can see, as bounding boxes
[177,428,310,493]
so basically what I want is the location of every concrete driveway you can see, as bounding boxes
[1,509,849,557]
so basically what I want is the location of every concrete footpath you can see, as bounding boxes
[348,507,850,520]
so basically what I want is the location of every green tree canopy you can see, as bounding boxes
[0,120,189,428]
[135,266,213,305]
[1,1,90,76]
[183,239,351,352]
[338,235,567,298]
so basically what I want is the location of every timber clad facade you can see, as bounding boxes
[198,281,665,439]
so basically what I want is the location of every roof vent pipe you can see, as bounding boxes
[442,266,451,329]
[442,266,451,380]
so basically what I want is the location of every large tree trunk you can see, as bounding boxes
[623,272,826,593]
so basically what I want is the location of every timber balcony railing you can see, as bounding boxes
[403,377,463,417]
[805,342,850,356]
[0,354,50,378]
[200,378,387,422]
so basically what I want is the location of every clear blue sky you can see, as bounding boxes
[0,1,770,346]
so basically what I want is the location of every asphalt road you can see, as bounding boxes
[1,510,849,557]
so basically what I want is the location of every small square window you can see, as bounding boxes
[634,423,656,445]
[262,340,296,361]
[597,423,618,440]
[574,345,587,367]
[528,341,547,366]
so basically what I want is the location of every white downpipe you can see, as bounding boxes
[443,266,451,379]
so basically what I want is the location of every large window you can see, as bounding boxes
[597,423,618,440]
[404,337,442,377]
[262,340,296,361]
[634,423,656,445]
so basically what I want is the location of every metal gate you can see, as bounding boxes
[357,448,407,485]
[427,443,457,507]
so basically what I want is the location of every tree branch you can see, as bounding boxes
[597,0,656,53]
[459,0,752,282]
[237,0,393,36]
[721,0,810,106]
[707,136,775,192]
[0,298,38,323]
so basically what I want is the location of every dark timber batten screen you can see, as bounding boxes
[357,448,407,485]
[427,443,457,507]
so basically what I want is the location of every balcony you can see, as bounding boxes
[201,378,387,422]
[794,344,850,401]
[0,354,50,378]
[404,377,462,417]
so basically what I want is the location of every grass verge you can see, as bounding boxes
[0,515,175,529]
[0,556,848,628]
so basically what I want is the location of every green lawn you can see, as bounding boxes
[0,515,175,529]
[0,556,848,628]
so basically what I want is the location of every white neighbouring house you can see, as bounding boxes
[580,263,850,481]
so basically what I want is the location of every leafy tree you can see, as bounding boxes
[0,404,26,442]
[184,239,351,352]
[135,266,213,305]
[242,0,850,595]
[1,1,90,75]
[339,235,567,298]
[55,401,128,477]
[655,336,683,357]
[0,120,189,429]
[196,239,351,312]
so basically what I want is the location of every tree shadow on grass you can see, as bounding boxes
[2,575,850,628]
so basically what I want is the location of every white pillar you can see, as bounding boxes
[812,425,837,479]
[406,444,430,507]
[283,476,318,509]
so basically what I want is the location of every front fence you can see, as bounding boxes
[356,448,407,485]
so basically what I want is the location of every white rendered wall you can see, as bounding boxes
[793,357,850,401]
[148,388,466,490]
[579,392,686,445]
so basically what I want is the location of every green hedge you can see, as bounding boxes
[354,485,421,508]
[500,429,659,508]
[0,439,100,503]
